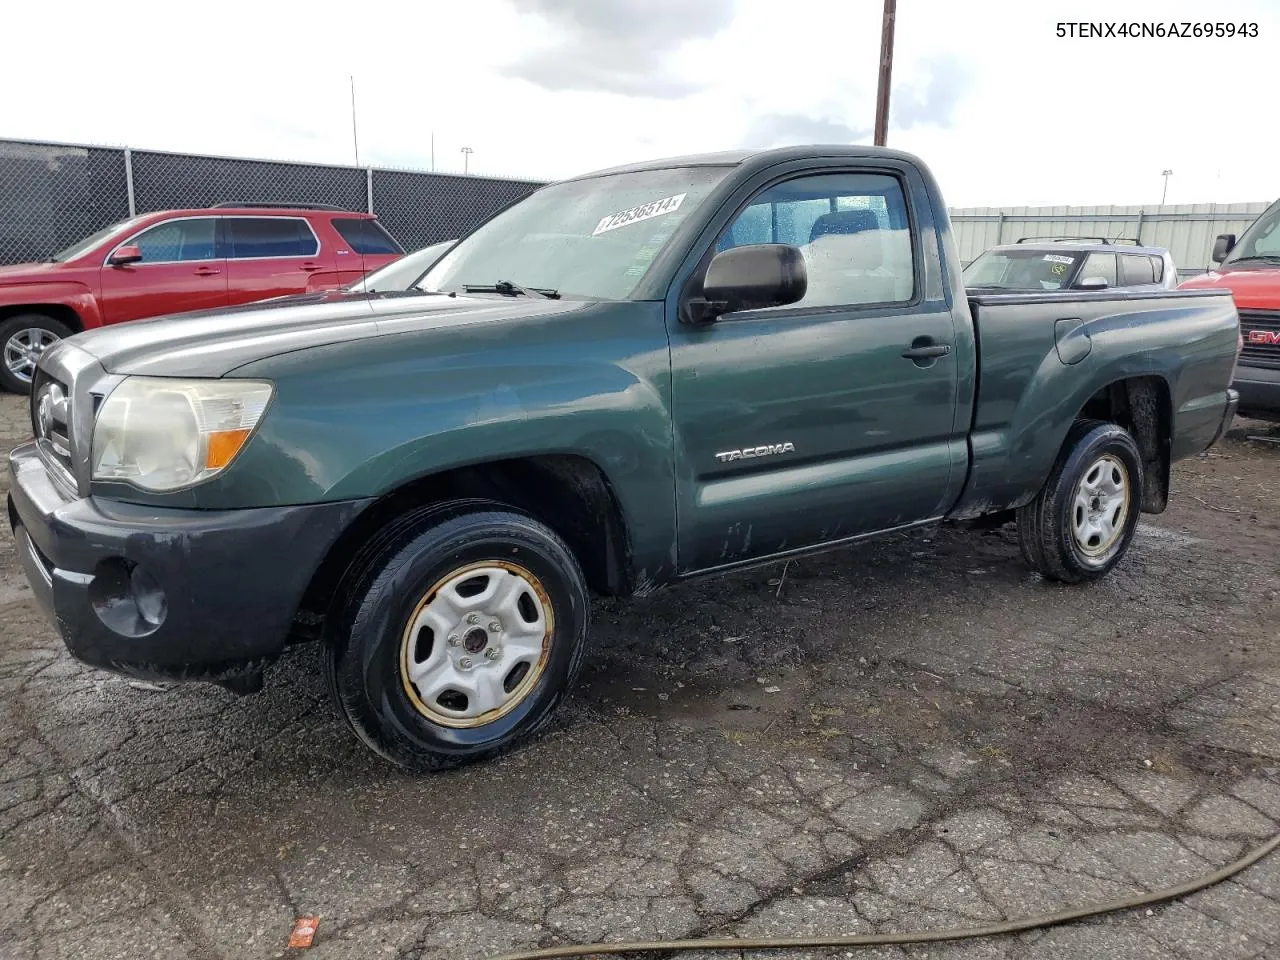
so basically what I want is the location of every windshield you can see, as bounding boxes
[963,249,1081,290]
[346,240,455,292]
[419,166,733,300]
[48,216,146,262]
[1224,200,1280,264]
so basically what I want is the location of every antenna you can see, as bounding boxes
[350,75,361,167]
[348,75,369,305]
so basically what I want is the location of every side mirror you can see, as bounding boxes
[1075,276,1109,290]
[108,245,142,266]
[1211,234,1236,263]
[693,244,807,321]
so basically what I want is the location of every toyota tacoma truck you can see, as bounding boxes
[7,145,1241,772]
[1179,197,1280,420]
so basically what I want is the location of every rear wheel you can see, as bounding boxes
[0,314,72,393]
[1017,419,1144,583]
[325,504,590,772]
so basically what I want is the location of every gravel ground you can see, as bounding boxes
[1,389,1278,960]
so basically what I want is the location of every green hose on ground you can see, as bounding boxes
[487,828,1280,959]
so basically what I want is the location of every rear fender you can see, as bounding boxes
[953,352,1170,519]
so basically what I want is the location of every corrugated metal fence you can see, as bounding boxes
[1,137,1272,278]
[0,138,544,265]
[949,203,1272,279]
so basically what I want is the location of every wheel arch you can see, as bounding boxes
[290,453,634,644]
[0,303,85,333]
[1073,374,1172,513]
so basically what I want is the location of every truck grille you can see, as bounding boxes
[31,369,76,485]
[1239,310,1280,370]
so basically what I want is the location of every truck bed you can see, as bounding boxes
[950,287,1240,518]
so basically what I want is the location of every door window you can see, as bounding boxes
[127,218,218,262]
[716,173,916,308]
[1119,253,1156,285]
[1077,252,1117,287]
[226,218,319,258]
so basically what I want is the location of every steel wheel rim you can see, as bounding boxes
[399,560,554,728]
[3,328,60,384]
[1071,453,1130,560]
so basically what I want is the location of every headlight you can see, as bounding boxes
[92,378,273,492]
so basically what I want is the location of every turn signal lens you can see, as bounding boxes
[205,428,253,469]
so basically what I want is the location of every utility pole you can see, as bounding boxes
[349,76,360,166]
[1161,169,1173,205]
[461,146,474,174]
[873,0,897,146]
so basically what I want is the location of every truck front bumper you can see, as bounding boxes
[1233,364,1280,422]
[7,441,372,690]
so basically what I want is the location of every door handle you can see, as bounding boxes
[901,339,952,362]
[300,263,323,272]
[193,267,221,276]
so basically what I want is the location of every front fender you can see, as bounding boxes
[0,281,98,329]
[188,300,678,579]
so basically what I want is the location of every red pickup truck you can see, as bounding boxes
[1179,198,1280,420]
[0,205,403,392]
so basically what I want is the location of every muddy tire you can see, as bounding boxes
[1017,419,1144,584]
[1,314,72,393]
[324,503,589,772]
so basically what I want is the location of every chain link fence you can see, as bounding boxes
[0,140,132,264]
[0,138,545,264]
[4,137,1272,277]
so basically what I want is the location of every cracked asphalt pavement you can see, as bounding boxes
[2,391,1279,960]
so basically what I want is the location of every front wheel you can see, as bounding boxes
[1017,420,1144,584]
[1,314,73,393]
[325,504,590,772]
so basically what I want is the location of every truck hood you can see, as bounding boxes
[1180,264,1280,311]
[62,291,581,378]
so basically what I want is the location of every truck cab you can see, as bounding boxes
[1179,198,1280,420]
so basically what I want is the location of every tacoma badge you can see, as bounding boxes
[715,442,796,464]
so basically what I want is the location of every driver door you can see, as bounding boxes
[667,166,965,573]
[99,217,229,323]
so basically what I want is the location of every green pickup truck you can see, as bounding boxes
[7,146,1240,771]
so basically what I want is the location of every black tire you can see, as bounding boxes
[324,502,590,772]
[1016,419,1144,584]
[0,314,73,394]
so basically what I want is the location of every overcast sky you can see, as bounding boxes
[4,0,1278,206]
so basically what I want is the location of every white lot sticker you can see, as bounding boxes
[1043,254,1075,264]
[593,193,686,236]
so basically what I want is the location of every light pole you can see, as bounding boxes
[1161,169,1173,205]
[461,146,474,174]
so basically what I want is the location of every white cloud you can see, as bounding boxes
[2,0,1277,204]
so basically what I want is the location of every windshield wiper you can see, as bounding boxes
[462,280,560,300]
[1227,255,1280,265]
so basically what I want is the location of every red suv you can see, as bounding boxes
[0,205,404,391]
[1179,198,1280,421]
